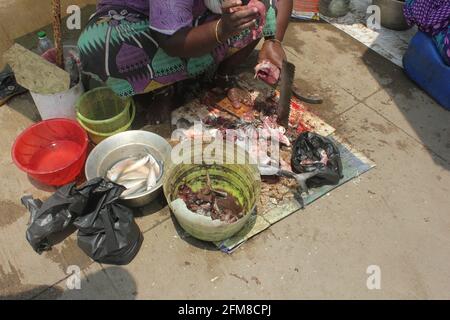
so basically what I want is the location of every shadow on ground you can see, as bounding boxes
[288,19,450,172]
[170,214,219,252]
[361,46,450,171]
[1,266,137,300]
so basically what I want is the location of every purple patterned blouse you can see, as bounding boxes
[98,0,208,35]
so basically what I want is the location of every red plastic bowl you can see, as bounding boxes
[12,119,89,186]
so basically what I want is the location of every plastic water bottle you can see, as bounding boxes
[36,31,54,55]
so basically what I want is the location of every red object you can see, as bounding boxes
[248,0,267,39]
[294,0,319,12]
[12,119,89,186]
[41,48,59,64]
[255,60,281,85]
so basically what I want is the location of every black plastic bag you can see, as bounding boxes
[22,183,88,254]
[73,179,143,265]
[291,132,343,188]
[22,178,142,265]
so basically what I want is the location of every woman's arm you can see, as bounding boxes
[154,22,222,58]
[257,0,292,81]
[275,0,294,41]
[154,0,259,58]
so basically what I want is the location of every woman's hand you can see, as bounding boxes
[258,39,286,69]
[218,0,260,40]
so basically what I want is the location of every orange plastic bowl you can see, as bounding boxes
[12,119,89,186]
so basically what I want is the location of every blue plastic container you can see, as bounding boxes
[403,31,450,110]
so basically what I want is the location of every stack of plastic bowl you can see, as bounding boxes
[76,87,135,144]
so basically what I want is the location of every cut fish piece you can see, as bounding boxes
[255,60,280,85]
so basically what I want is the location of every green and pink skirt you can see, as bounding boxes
[78,3,277,97]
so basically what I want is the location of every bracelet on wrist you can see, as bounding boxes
[215,19,224,44]
[266,38,283,46]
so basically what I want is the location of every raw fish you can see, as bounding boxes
[117,167,150,183]
[148,153,157,165]
[262,116,291,146]
[120,179,147,189]
[121,179,147,197]
[106,157,138,182]
[146,167,157,191]
[106,152,164,198]
[152,162,161,178]
[121,155,150,176]
[147,154,162,177]
[177,182,244,224]
[255,60,280,85]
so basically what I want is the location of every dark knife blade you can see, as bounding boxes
[292,83,323,104]
[277,60,296,127]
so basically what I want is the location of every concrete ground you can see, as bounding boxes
[1,19,449,300]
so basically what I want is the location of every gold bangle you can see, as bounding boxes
[215,19,224,44]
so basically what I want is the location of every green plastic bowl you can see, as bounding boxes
[77,100,136,145]
[76,87,133,133]
[163,141,261,242]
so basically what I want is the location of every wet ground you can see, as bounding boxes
[1,18,449,299]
